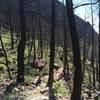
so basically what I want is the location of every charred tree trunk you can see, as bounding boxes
[17,0,26,83]
[39,17,43,59]
[82,22,87,84]
[47,0,56,88]
[66,0,82,100]
[7,0,14,49]
[9,17,14,49]
[27,27,30,56]
[33,30,36,62]
[37,0,43,58]
[99,0,100,90]
[63,0,69,79]
[95,41,98,82]
[28,28,36,62]
[0,37,12,80]
[91,0,95,87]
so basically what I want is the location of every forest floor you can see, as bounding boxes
[0,68,99,100]
[0,33,99,100]
[0,68,70,100]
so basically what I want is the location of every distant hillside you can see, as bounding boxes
[0,0,98,45]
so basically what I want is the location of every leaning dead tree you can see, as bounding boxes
[0,36,12,80]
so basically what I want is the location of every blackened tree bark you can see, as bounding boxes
[37,0,43,58]
[9,17,14,49]
[32,29,36,62]
[90,0,95,87]
[66,0,82,100]
[31,15,36,62]
[17,0,26,83]
[47,0,56,88]
[99,0,100,90]
[7,0,14,49]
[27,27,30,57]
[62,0,69,79]
[82,22,87,83]
[95,41,98,82]
[39,15,43,59]
[28,28,36,62]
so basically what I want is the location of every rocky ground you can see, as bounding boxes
[0,68,99,100]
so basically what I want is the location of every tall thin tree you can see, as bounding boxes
[7,0,14,49]
[66,0,82,99]
[47,0,56,88]
[37,0,43,58]
[62,0,69,79]
[99,0,100,90]
[17,0,26,83]
[90,0,95,87]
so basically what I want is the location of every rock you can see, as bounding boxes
[30,58,46,69]
[54,63,59,70]
[26,95,49,100]
[21,86,25,91]
[40,87,49,95]
[14,87,19,92]
[54,68,63,80]
[28,86,34,90]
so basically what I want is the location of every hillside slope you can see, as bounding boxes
[0,0,98,44]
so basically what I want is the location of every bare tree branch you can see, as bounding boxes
[73,0,99,9]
